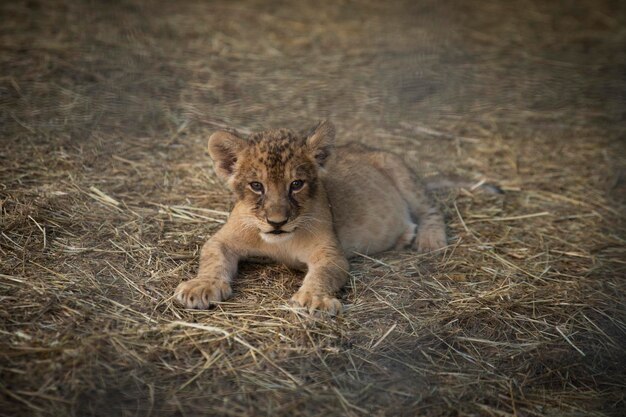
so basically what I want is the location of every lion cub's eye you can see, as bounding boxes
[249,182,264,194]
[290,180,305,192]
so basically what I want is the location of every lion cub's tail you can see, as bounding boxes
[424,175,504,195]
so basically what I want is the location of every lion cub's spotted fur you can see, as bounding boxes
[175,121,446,315]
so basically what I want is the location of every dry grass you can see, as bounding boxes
[1,0,625,416]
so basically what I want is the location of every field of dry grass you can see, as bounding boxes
[1,0,625,416]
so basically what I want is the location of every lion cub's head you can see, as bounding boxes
[208,121,335,243]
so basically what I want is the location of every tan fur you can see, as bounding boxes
[174,121,446,315]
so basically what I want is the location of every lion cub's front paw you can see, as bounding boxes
[416,228,447,253]
[174,278,232,309]
[290,289,343,316]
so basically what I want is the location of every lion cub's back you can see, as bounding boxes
[323,144,412,256]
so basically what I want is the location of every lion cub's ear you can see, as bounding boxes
[306,120,335,168]
[208,131,246,182]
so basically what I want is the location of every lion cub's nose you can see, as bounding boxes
[266,217,288,229]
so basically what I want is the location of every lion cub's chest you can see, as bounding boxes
[250,238,308,271]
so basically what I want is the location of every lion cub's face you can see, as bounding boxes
[208,122,335,243]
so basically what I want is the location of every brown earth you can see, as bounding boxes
[1,0,625,416]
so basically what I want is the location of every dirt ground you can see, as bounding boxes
[1,0,625,416]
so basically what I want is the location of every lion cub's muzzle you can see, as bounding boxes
[266,217,289,234]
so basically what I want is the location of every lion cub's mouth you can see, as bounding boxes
[260,228,296,243]
[263,227,296,236]
[268,230,288,235]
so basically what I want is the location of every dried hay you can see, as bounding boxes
[1,0,625,416]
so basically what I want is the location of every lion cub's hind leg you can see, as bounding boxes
[412,206,447,253]
[394,219,418,250]
[367,152,447,253]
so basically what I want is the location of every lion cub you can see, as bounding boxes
[174,121,446,315]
